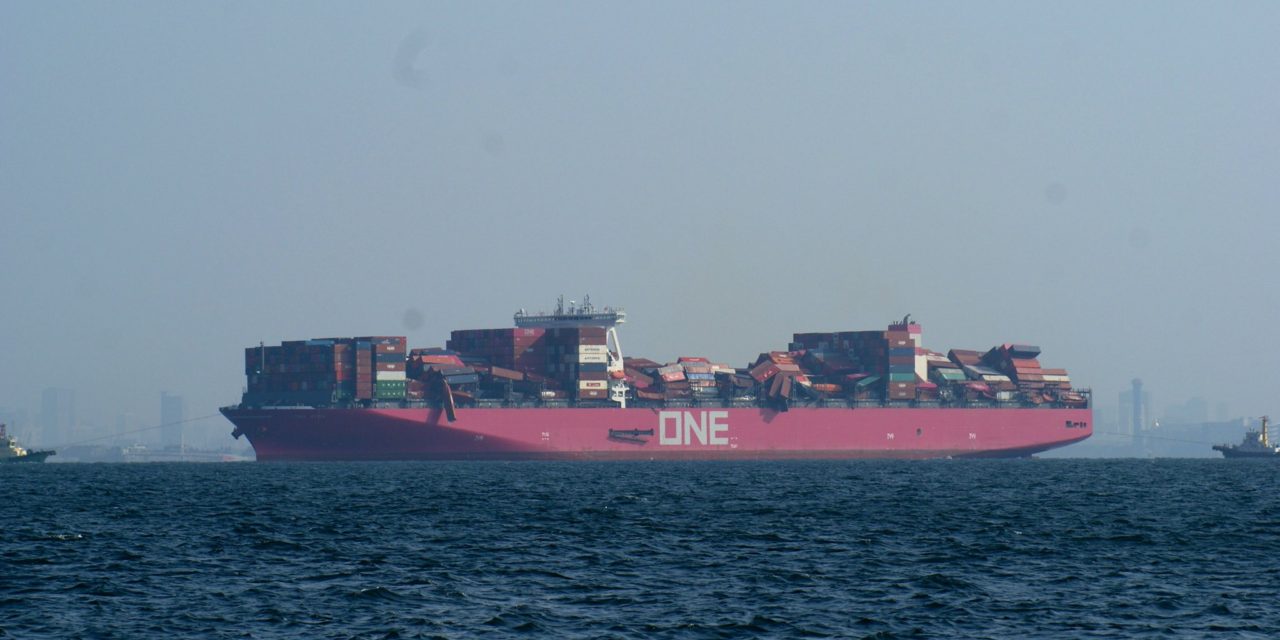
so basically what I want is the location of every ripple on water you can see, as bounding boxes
[1,460,1279,638]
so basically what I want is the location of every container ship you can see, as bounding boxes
[221,297,1092,461]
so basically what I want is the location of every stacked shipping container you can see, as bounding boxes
[240,336,407,404]
[884,321,922,401]
[543,327,610,400]
[241,319,1080,409]
[366,337,407,400]
[446,328,547,372]
[245,339,355,404]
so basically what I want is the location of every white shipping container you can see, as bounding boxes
[1042,374,1071,383]
[579,380,608,390]
[375,371,407,381]
[577,345,608,355]
[578,353,608,364]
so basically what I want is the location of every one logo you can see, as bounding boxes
[658,410,729,446]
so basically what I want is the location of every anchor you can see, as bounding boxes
[608,428,654,444]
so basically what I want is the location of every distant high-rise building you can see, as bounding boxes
[115,411,137,445]
[40,387,76,447]
[1186,397,1208,424]
[1214,402,1229,422]
[1162,396,1209,425]
[0,407,31,444]
[1118,378,1152,434]
[160,392,185,450]
[1094,405,1111,434]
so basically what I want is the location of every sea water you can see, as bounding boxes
[2,459,1278,638]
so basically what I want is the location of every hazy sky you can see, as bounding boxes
[3,2,1277,447]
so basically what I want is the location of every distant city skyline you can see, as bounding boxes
[4,386,232,452]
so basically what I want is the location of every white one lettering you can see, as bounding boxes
[658,410,731,446]
[659,411,682,445]
[683,412,705,445]
[708,411,729,445]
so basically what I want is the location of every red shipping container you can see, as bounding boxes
[488,366,524,381]
[750,362,780,383]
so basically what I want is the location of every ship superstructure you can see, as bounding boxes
[514,295,629,405]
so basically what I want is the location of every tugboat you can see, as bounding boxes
[1214,416,1280,458]
[0,423,55,463]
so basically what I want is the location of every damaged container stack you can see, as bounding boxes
[990,344,1045,394]
[925,351,965,383]
[791,320,927,401]
[976,344,1072,400]
[747,352,810,403]
[405,348,483,398]
[623,358,663,401]
[239,312,1079,410]
[622,357,736,402]
[679,357,719,400]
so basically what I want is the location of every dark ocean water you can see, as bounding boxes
[2,460,1279,639]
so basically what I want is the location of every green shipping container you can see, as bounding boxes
[374,380,406,399]
[888,372,916,382]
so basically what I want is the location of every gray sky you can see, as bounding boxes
[3,2,1277,448]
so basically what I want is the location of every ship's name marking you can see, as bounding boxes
[659,411,729,446]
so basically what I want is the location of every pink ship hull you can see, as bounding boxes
[222,406,1092,461]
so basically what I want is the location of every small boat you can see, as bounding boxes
[1214,416,1280,458]
[0,423,55,463]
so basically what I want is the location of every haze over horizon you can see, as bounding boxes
[3,3,1277,453]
